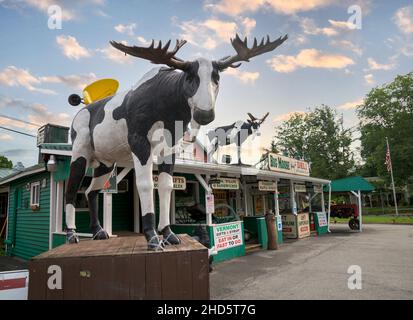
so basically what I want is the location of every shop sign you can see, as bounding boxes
[213,221,243,251]
[277,216,283,231]
[211,178,239,190]
[294,184,307,193]
[206,194,215,214]
[316,212,328,227]
[100,165,117,193]
[153,175,186,190]
[313,185,323,193]
[281,214,297,239]
[268,153,310,176]
[258,181,277,192]
[297,213,310,238]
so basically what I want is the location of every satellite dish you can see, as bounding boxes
[82,79,119,105]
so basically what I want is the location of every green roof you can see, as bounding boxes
[0,168,15,179]
[324,176,375,192]
[39,143,72,151]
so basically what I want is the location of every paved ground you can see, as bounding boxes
[210,224,413,299]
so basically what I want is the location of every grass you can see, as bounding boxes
[332,215,413,225]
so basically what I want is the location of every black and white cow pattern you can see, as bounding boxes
[65,34,287,250]
[66,60,219,250]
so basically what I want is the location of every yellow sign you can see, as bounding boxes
[211,178,239,190]
[153,175,186,190]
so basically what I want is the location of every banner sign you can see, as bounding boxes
[268,153,310,176]
[153,175,186,190]
[211,178,239,190]
[206,194,215,214]
[294,184,307,193]
[258,181,277,192]
[213,221,243,251]
[316,212,328,227]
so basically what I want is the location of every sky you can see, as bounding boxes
[0,0,412,167]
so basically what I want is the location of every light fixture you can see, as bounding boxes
[47,155,57,172]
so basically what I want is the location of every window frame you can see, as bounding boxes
[30,181,40,207]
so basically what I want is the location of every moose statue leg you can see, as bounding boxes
[65,157,88,244]
[85,163,112,240]
[157,159,180,245]
[131,147,163,251]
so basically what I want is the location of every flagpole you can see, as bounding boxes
[386,137,399,216]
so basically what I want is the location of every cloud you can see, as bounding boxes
[223,68,260,84]
[56,35,91,60]
[0,0,106,21]
[136,36,152,46]
[338,98,364,110]
[330,39,363,56]
[0,66,98,93]
[0,95,71,130]
[364,73,375,85]
[267,49,354,73]
[39,73,97,91]
[273,111,306,123]
[114,23,137,36]
[394,6,413,34]
[175,16,256,50]
[206,0,332,16]
[300,18,356,37]
[97,42,133,64]
[0,134,13,141]
[0,149,35,157]
[0,66,56,94]
[367,57,396,71]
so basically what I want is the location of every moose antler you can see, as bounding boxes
[110,39,189,70]
[247,113,257,122]
[216,34,288,70]
[259,112,269,124]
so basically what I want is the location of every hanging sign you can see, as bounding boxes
[205,194,215,214]
[294,184,307,193]
[100,165,117,193]
[213,221,243,251]
[211,178,239,190]
[258,181,277,192]
[313,185,323,193]
[268,153,310,176]
[153,175,186,190]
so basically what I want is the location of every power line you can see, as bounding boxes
[0,114,41,127]
[0,126,36,138]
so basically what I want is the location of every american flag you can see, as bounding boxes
[385,143,392,172]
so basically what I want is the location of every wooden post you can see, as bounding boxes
[55,181,64,233]
[103,193,113,236]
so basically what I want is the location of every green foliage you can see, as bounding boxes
[0,155,13,169]
[272,105,355,180]
[357,72,413,186]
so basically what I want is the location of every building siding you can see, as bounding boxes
[7,171,50,260]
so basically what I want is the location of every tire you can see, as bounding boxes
[349,218,360,230]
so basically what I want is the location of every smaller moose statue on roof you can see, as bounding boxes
[207,112,269,164]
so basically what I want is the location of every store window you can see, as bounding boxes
[30,182,40,206]
[175,181,200,223]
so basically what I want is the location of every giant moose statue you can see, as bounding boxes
[207,112,269,164]
[65,34,288,250]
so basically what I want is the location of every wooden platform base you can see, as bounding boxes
[28,234,209,300]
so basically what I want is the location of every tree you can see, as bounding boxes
[0,155,13,169]
[357,72,413,186]
[272,105,355,180]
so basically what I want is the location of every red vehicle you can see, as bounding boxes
[330,204,360,230]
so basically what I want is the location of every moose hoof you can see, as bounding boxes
[145,228,164,251]
[66,229,79,244]
[161,226,181,245]
[92,227,109,240]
